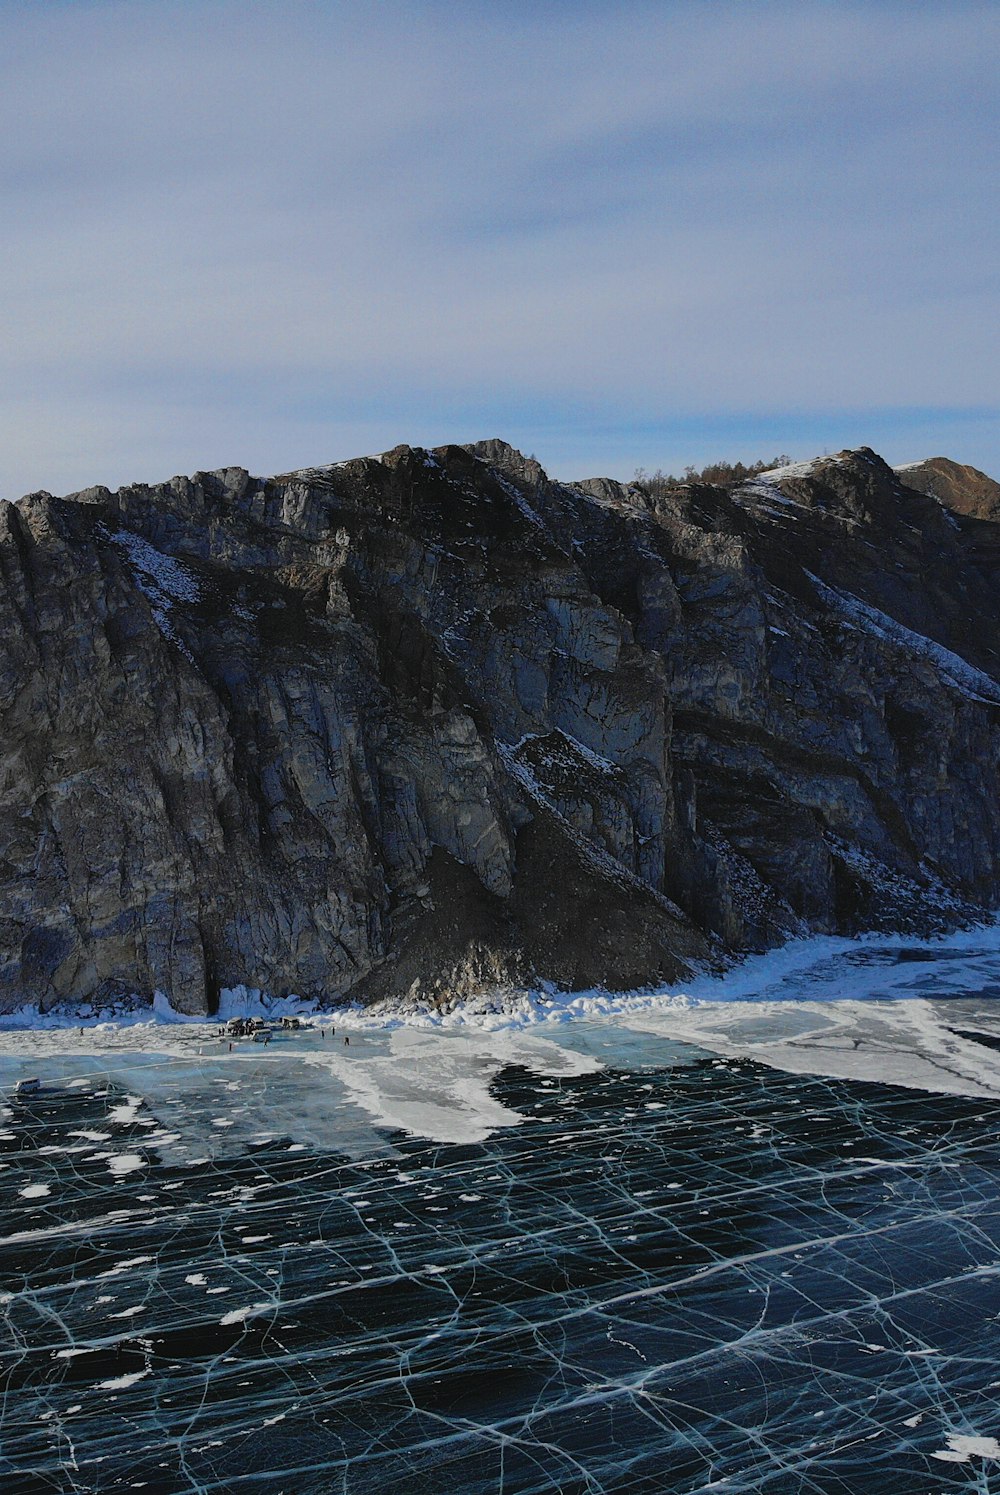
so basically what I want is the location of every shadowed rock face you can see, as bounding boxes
[2,440,1000,1014]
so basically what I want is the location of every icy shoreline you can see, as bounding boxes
[4,921,1000,1140]
[3,918,1000,1036]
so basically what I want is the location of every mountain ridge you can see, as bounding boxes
[2,439,998,1015]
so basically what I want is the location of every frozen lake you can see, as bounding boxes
[4,930,1000,1491]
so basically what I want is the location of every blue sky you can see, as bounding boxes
[2,0,997,497]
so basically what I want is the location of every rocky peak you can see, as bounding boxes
[895,456,1000,522]
[737,448,906,522]
[463,438,548,490]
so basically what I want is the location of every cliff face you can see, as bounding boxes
[2,440,999,1014]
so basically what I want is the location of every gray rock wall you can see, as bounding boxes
[1,441,998,1013]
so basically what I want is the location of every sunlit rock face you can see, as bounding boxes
[2,440,1000,1014]
[894,455,1000,522]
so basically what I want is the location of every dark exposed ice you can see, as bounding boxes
[3,933,1000,1492]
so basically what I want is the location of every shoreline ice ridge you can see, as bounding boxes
[2,917,999,1036]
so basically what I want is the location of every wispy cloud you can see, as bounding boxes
[2,0,997,495]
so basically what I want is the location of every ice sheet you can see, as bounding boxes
[5,927,1000,1146]
[3,1022,1000,1493]
[0,1018,600,1150]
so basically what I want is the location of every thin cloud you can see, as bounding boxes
[2,0,998,496]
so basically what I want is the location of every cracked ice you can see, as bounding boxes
[2,934,1000,1491]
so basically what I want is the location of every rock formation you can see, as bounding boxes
[894,456,1000,521]
[2,440,999,1014]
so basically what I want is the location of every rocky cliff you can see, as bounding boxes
[2,440,999,1015]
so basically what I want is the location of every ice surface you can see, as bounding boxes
[617,925,1000,1099]
[3,930,1000,1490]
[299,1027,600,1142]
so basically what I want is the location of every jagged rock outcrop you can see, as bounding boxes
[2,440,999,1014]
